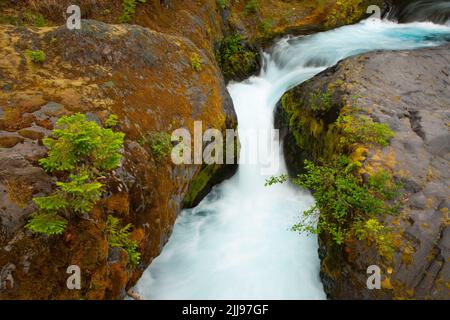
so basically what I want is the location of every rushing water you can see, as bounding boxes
[133,19,450,299]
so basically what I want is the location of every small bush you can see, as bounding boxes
[104,114,119,128]
[25,49,45,63]
[105,215,141,266]
[26,113,125,236]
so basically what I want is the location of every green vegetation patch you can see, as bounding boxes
[105,215,141,266]
[120,0,146,23]
[25,49,46,64]
[215,34,259,81]
[26,113,125,236]
[279,87,399,259]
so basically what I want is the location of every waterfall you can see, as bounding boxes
[388,0,450,25]
[131,19,450,299]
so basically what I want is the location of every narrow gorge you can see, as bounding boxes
[0,0,449,300]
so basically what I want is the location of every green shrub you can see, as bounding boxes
[105,215,141,266]
[26,113,125,236]
[25,49,45,63]
[190,53,202,72]
[104,114,119,128]
[244,0,259,15]
[293,157,384,243]
[120,0,146,23]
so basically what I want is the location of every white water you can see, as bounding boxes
[133,19,450,299]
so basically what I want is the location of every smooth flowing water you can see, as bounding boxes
[133,19,450,299]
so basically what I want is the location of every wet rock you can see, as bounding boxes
[277,44,450,299]
[0,20,237,299]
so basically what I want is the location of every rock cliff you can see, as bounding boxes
[277,44,450,299]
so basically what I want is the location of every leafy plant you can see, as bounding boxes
[265,174,287,187]
[26,113,125,236]
[190,53,202,72]
[25,49,45,63]
[310,89,333,114]
[104,114,119,128]
[120,0,146,23]
[149,132,172,159]
[25,212,68,236]
[105,215,141,266]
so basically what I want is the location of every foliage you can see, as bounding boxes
[216,0,229,9]
[120,0,146,23]
[215,34,258,80]
[310,89,333,114]
[368,169,400,200]
[104,114,119,128]
[337,114,395,148]
[39,113,124,173]
[140,132,172,160]
[105,215,141,266]
[264,174,287,187]
[25,212,68,236]
[25,49,45,63]
[244,0,259,15]
[293,157,386,244]
[190,53,202,72]
[354,218,394,259]
[259,18,273,36]
[26,113,125,236]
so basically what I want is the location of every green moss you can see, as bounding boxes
[215,34,259,80]
[23,10,47,27]
[25,49,46,64]
[190,53,202,72]
[183,164,220,208]
[244,0,259,15]
[324,0,365,29]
